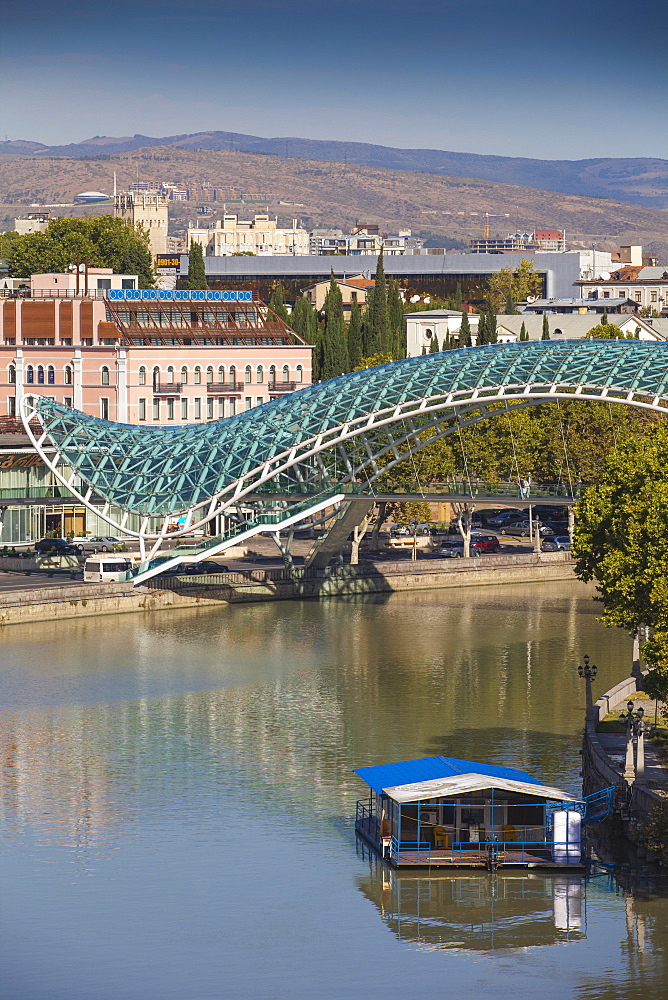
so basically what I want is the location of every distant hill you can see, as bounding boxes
[2,145,668,259]
[1,131,668,209]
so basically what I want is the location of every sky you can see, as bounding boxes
[2,0,667,161]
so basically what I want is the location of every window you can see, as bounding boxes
[229,397,236,416]
[296,365,303,384]
[603,291,610,299]
[8,365,15,385]
[82,338,93,346]
[167,398,175,420]
[138,366,146,386]
[181,366,188,384]
[167,366,175,384]
[256,396,263,407]
[48,366,55,385]
[100,398,109,420]
[153,398,160,420]
[181,397,188,420]
[207,398,214,419]
[229,366,236,386]
[121,279,135,290]
[282,365,290,383]
[153,366,160,391]
[245,366,252,384]
[618,290,626,299]
[60,338,72,346]
[256,366,263,384]
[101,366,110,385]
[64,366,72,385]
[194,366,202,384]
[64,397,72,408]
[218,398,225,418]
[651,291,658,303]
[37,366,45,385]
[269,365,276,386]
[7,397,16,416]
[218,366,225,384]
[139,398,147,421]
[97,278,112,290]
[206,366,214,384]
[194,397,202,420]
[245,396,252,410]
[635,292,642,302]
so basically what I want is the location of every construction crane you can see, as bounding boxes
[470,212,511,238]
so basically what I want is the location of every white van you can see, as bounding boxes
[84,557,133,583]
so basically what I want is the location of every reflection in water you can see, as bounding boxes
[356,845,586,951]
[1,582,668,998]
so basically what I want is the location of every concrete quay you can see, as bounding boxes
[0,551,575,625]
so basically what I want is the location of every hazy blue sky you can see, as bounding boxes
[3,0,667,160]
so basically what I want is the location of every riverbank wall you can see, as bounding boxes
[0,552,575,626]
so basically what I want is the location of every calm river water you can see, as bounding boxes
[1,581,667,999]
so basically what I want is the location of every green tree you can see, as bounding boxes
[268,282,290,325]
[519,321,528,341]
[347,300,363,370]
[290,295,318,344]
[459,311,472,347]
[320,273,349,379]
[477,312,488,345]
[399,501,433,524]
[487,306,497,344]
[6,215,155,287]
[364,249,388,355]
[388,279,406,359]
[428,332,440,353]
[541,314,550,340]
[486,259,542,312]
[186,241,208,290]
[585,322,626,339]
[573,422,668,699]
[353,352,394,371]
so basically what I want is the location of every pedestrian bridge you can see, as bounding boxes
[20,339,668,582]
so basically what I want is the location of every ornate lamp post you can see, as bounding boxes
[578,654,598,720]
[619,701,646,781]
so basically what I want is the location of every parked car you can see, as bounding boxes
[75,535,121,554]
[471,533,501,553]
[34,538,79,555]
[499,521,554,538]
[177,561,230,575]
[485,510,525,529]
[541,536,571,552]
[473,508,520,528]
[436,533,500,557]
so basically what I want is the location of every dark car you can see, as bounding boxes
[473,507,520,528]
[485,509,524,528]
[498,521,554,538]
[179,561,230,575]
[34,538,79,555]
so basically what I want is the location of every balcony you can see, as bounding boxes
[153,382,183,395]
[268,382,298,393]
[206,381,245,394]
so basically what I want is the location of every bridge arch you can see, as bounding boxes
[20,340,668,545]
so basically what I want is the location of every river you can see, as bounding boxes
[1,580,667,999]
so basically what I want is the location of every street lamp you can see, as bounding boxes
[578,654,598,719]
[619,701,646,780]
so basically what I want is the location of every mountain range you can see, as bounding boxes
[2,131,668,209]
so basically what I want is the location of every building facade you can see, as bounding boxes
[188,214,309,256]
[0,275,313,425]
[576,267,668,314]
[302,275,375,317]
[114,191,169,256]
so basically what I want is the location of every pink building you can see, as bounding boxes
[0,273,313,423]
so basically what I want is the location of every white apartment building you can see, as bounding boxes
[188,214,309,256]
[576,267,668,314]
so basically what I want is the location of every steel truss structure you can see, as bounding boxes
[19,340,668,562]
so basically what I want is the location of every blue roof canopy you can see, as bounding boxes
[354,756,541,795]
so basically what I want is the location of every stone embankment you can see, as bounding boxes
[0,551,574,626]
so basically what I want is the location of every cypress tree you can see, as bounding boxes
[459,311,471,347]
[505,291,516,314]
[186,241,208,290]
[453,282,463,309]
[519,320,528,342]
[290,295,317,344]
[388,279,406,359]
[477,312,488,346]
[348,299,363,369]
[269,282,290,325]
[429,332,440,353]
[321,274,348,379]
[602,308,608,325]
[487,306,497,344]
[541,314,550,340]
[366,249,388,354]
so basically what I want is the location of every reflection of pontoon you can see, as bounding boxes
[354,756,600,870]
[356,852,586,951]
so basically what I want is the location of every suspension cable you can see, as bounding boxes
[556,399,575,498]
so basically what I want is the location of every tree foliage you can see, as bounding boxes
[347,300,363,370]
[585,322,628,339]
[268,282,290,325]
[186,241,207,290]
[541,314,550,340]
[573,421,668,698]
[459,311,471,347]
[320,273,349,380]
[486,259,543,312]
[4,215,155,287]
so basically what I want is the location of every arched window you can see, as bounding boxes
[256,365,263,384]
[194,366,202,384]
[282,365,290,383]
[37,366,45,385]
[152,366,160,391]
[181,366,188,384]
[138,366,146,386]
[101,366,110,386]
[64,365,72,385]
[47,366,55,385]
[8,365,16,385]
[296,365,303,384]
[206,366,214,384]
[167,365,175,384]
[244,365,252,384]
[229,365,236,386]
[268,365,276,386]
[26,366,34,384]
[218,365,225,384]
